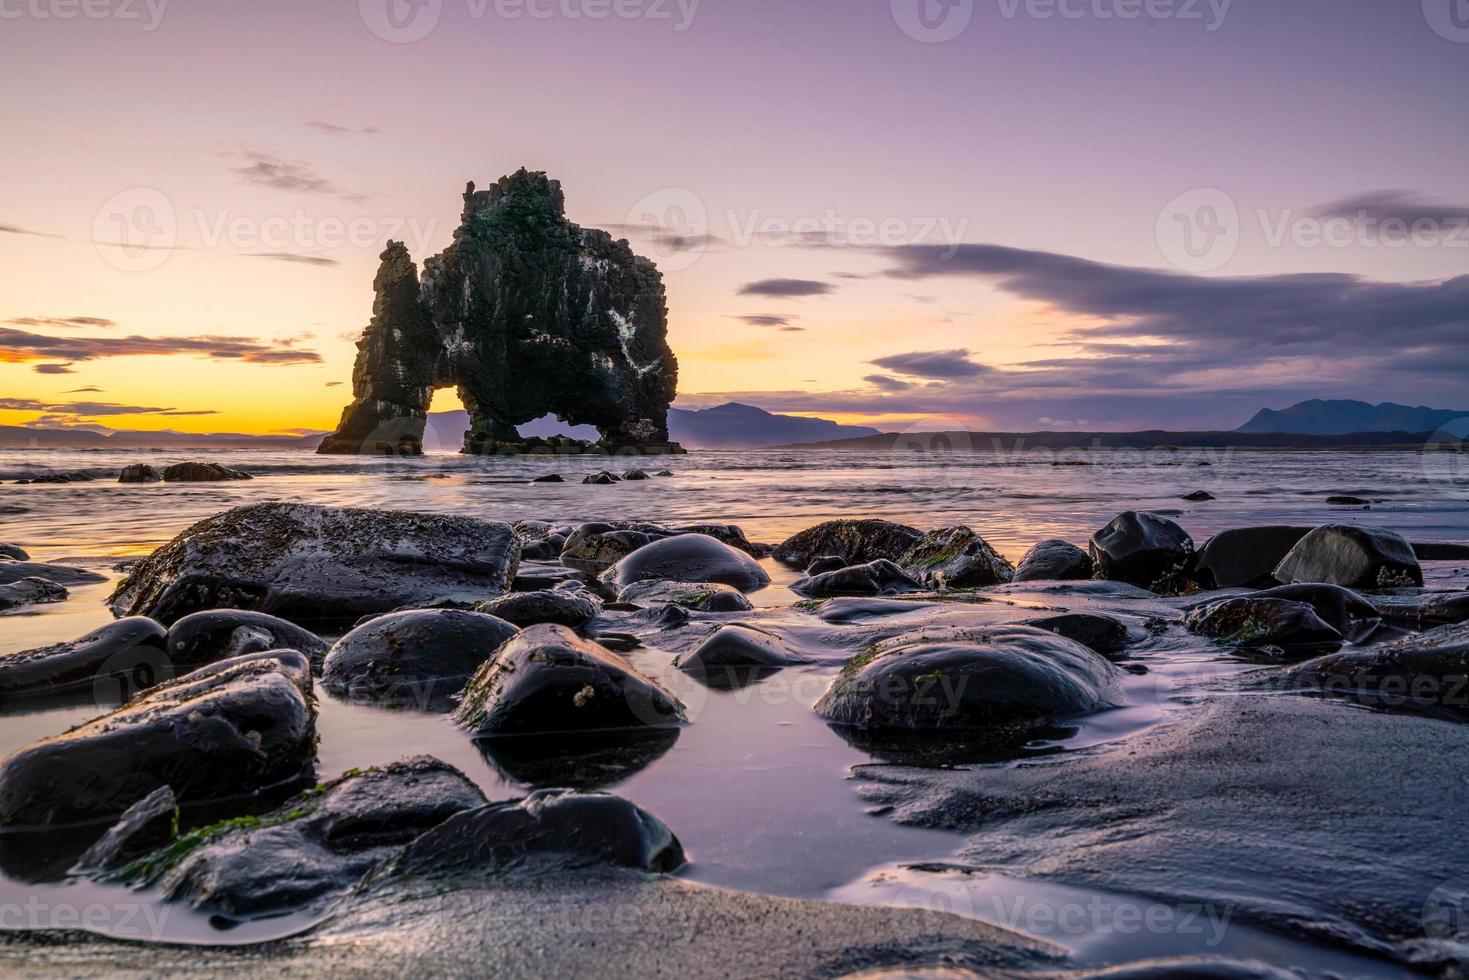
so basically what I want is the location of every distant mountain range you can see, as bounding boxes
[425,403,881,450]
[0,425,323,451]
[1236,400,1469,435]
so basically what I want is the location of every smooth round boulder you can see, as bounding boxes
[1274,621,1469,717]
[1023,613,1132,660]
[617,579,754,612]
[162,462,252,482]
[559,524,662,566]
[0,542,28,561]
[1181,490,1215,502]
[0,617,169,701]
[815,625,1121,732]
[805,556,848,576]
[393,789,686,876]
[602,534,769,592]
[1089,512,1194,588]
[530,474,565,484]
[118,464,163,484]
[1013,539,1092,583]
[167,609,329,671]
[322,609,519,705]
[1273,524,1423,589]
[0,577,68,612]
[1251,583,1381,642]
[1185,597,1343,655]
[476,590,602,628]
[622,469,651,481]
[774,520,922,568]
[1193,526,1312,589]
[896,527,1014,590]
[792,559,923,598]
[0,562,106,588]
[582,471,621,485]
[454,624,685,736]
[678,624,804,673]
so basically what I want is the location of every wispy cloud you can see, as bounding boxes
[1309,189,1469,225]
[0,326,323,368]
[0,397,218,418]
[230,148,368,204]
[246,252,340,267]
[870,348,989,379]
[305,120,380,136]
[0,223,63,239]
[737,278,834,298]
[732,314,798,328]
[7,316,116,329]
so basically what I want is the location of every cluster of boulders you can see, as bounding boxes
[119,462,253,483]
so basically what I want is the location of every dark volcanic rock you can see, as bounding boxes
[512,520,568,560]
[1181,490,1216,501]
[393,789,686,876]
[792,559,924,598]
[1327,495,1370,506]
[322,609,519,705]
[602,534,769,592]
[1023,613,1133,660]
[616,579,754,612]
[560,524,659,566]
[896,526,1014,590]
[1193,526,1312,589]
[1413,541,1469,561]
[162,462,252,482]
[454,624,685,736]
[118,757,486,922]
[317,171,680,456]
[531,473,565,483]
[74,787,177,873]
[582,471,622,485]
[1088,511,1194,588]
[773,519,922,568]
[0,542,29,561]
[0,561,106,588]
[108,502,521,627]
[1185,597,1343,655]
[622,469,651,481]
[677,624,805,674]
[815,625,1121,733]
[166,609,329,672]
[1272,622,1469,717]
[1250,583,1382,643]
[0,577,68,612]
[1012,539,1093,582]
[1274,524,1423,589]
[0,650,316,832]
[805,556,848,577]
[0,617,168,701]
[118,464,163,484]
[476,589,602,629]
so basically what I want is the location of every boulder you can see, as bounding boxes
[513,520,569,560]
[0,650,316,831]
[677,624,804,673]
[0,617,168,701]
[1274,622,1469,717]
[1181,490,1216,501]
[322,609,520,705]
[582,471,622,485]
[1250,583,1382,643]
[616,579,754,612]
[792,559,924,598]
[622,469,651,481]
[815,625,1121,734]
[116,757,486,921]
[454,624,685,736]
[560,524,661,566]
[805,556,848,577]
[476,590,602,629]
[530,474,565,484]
[1089,512,1194,588]
[601,534,769,592]
[162,462,252,482]
[0,577,68,612]
[166,609,329,672]
[118,464,163,484]
[1326,495,1370,506]
[1185,597,1343,655]
[1192,526,1312,589]
[0,561,106,588]
[1023,613,1132,660]
[773,519,922,568]
[73,787,177,873]
[1012,539,1093,582]
[896,526,1014,589]
[1412,542,1469,561]
[1273,524,1423,589]
[0,542,28,561]
[392,789,686,877]
[108,502,521,627]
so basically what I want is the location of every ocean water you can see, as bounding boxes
[0,446,1466,974]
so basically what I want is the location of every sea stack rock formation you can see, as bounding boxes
[318,170,682,456]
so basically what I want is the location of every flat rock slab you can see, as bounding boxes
[108,502,521,627]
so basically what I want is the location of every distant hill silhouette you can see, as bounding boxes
[426,403,880,450]
[1237,400,1469,435]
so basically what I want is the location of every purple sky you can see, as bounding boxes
[1,0,1467,433]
